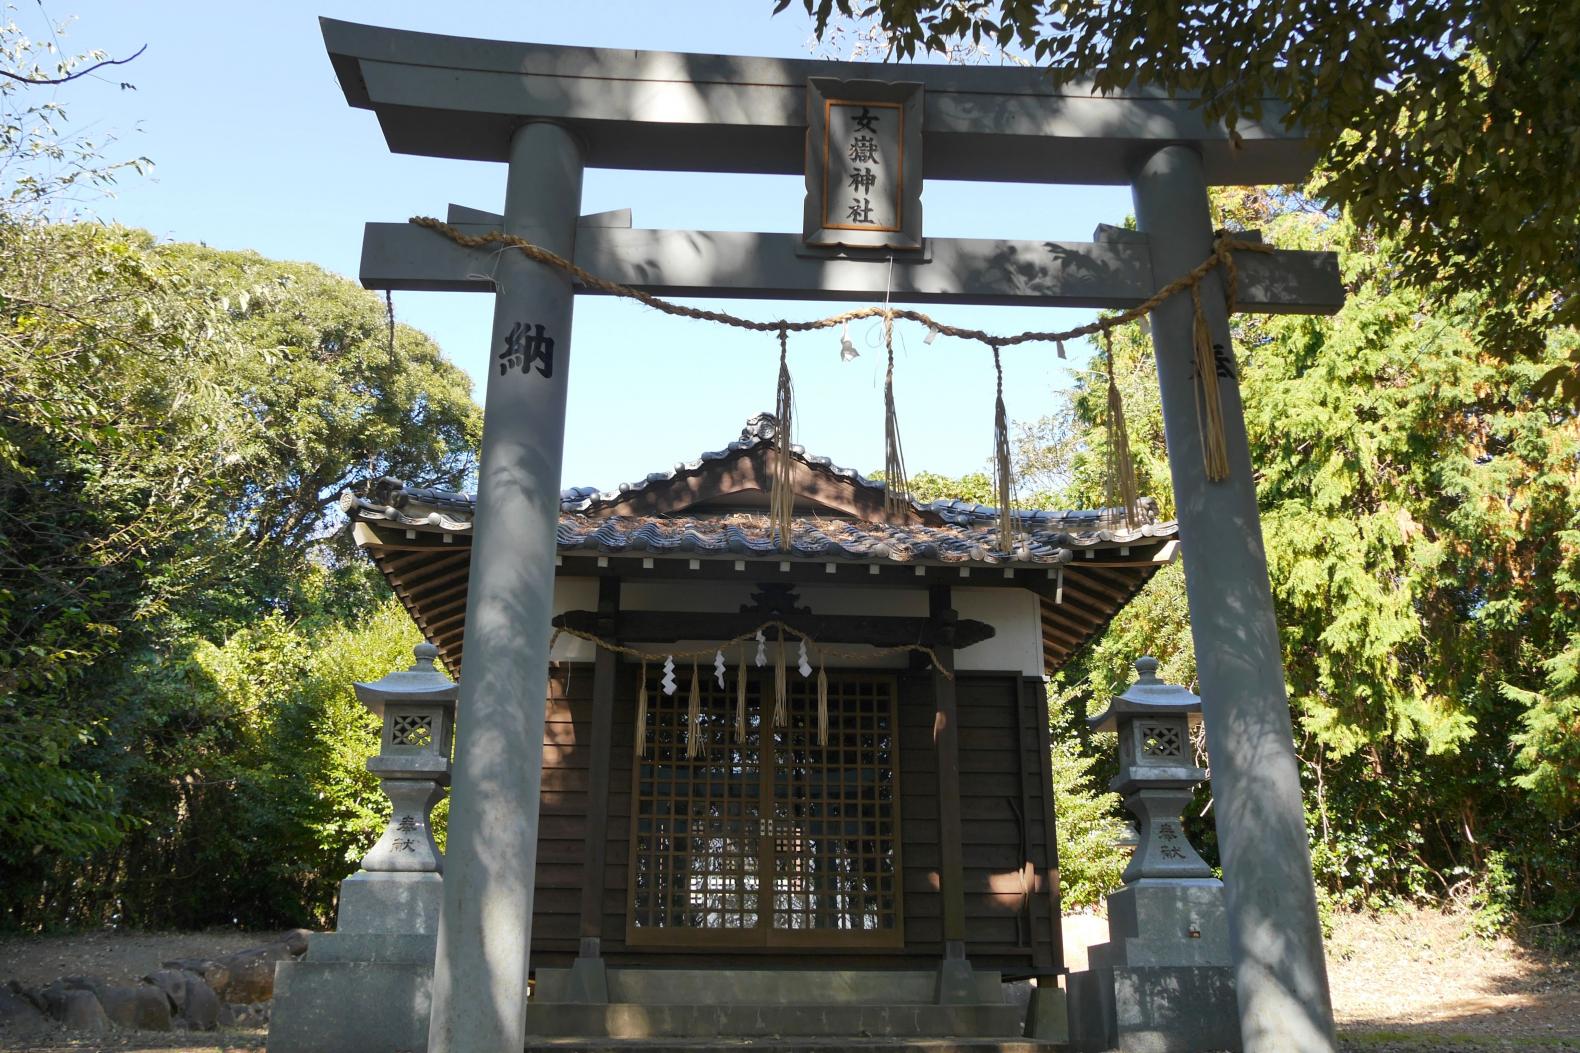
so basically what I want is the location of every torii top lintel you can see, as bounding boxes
[321,18,1316,187]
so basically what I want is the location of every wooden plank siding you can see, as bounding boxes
[524,662,1060,978]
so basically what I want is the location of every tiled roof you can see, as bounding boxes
[343,417,1178,675]
[347,489,1174,566]
[345,412,1174,566]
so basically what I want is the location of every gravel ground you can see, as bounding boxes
[0,931,266,991]
[0,909,1573,1051]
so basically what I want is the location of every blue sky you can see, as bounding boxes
[26,1,1134,491]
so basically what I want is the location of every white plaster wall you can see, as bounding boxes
[549,574,1042,677]
[547,576,598,661]
[953,586,1043,677]
[621,580,928,617]
[620,579,929,668]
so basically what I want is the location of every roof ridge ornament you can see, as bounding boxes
[740,411,779,443]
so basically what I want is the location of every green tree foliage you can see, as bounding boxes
[902,469,995,506]
[74,595,424,927]
[1046,683,1128,909]
[0,218,480,928]
[1034,189,1580,919]
[790,0,1580,397]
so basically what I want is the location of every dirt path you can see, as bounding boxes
[0,932,265,992]
[1328,909,1580,1049]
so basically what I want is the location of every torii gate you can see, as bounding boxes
[323,19,1345,1053]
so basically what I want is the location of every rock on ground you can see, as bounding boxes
[180,974,220,1031]
[142,969,189,1013]
[0,983,49,1034]
[97,985,171,1031]
[208,941,295,1004]
[58,990,107,1034]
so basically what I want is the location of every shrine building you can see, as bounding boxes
[335,414,1177,1033]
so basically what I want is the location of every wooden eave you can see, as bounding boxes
[352,519,1174,679]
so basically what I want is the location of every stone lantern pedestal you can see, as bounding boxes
[270,644,457,1053]
[337,642,456,934]
[1067,658,1240,1053]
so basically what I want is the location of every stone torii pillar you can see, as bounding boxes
[426,121,584,1053]
[1133,145,1337,1053]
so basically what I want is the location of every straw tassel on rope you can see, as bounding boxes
[735,645,748,744]
[1191,284,1232,482]
[770,328,796,548]
[635,659,649,758]
[882,311,910,518]
[991,344,1015,554]
[686,660,703,759]
[1103,327,1140,529]
[816,652,829,746]
[773,627,788,727]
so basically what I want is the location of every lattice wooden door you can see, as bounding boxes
[627,669,902,948]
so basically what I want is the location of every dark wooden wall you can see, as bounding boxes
[526,662,1061,978]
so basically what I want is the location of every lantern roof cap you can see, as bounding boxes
[354,642,458,715]
[1087,656,1202,733]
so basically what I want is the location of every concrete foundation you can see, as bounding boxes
[1068,965,1238,1053]
[335,870,443,935]
[523,1001,1029,1040]
[531,967,1005,1006]
[526,967,1040,1043]
[268,934,435,1053]
[276,960,1058,1049]
[1066,880,1240,1053]
[1024,984,1070,1043]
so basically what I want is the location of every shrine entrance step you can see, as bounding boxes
[523,1041,1067,1053]
[522,1002,1028,1041]
[531,967,1003,1006]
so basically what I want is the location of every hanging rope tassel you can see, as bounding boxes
[385,290,396,359]
[991,343,1015,554]
[736,645,748,744]
[1191,283,1232,482]
[773,627,788,727]
[635,660,649,759]
[770,327,796,548]
[816,652,829,747]
[882,311,910,519]
[686,660,703,759]
[1103,326,1140,529]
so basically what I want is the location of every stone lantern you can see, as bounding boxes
[1093,655,1212,883]
[271,643,457,1053]
[1066,657,1239,1053]
[337,641,457,934]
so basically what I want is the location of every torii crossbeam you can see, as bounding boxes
[364,206,1343,311]
[321,18,1343,1053]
